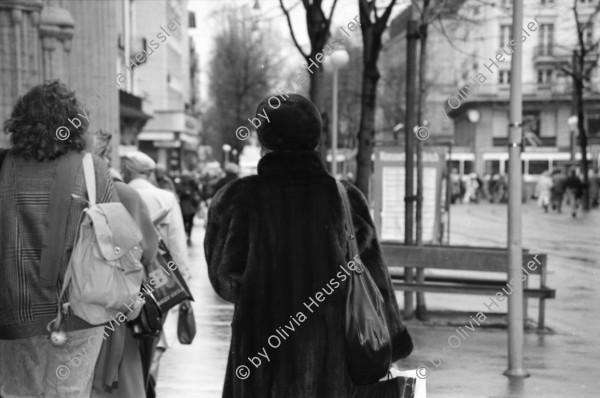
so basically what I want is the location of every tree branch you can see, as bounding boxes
[324,0,339,34]
[374,0,397,36]
[279,0,308,59]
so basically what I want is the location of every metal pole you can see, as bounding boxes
[447,142,452,245]
[331,68,339,176]
[505,0,529,378]
[403,10,418,318]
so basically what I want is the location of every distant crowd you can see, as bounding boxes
[449,167,600,217]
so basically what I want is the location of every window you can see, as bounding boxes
[529,160,550,175]
[464,161,474,175]
[500,25,511,47]
[539,24,554,55]
[485,160,501,175]
[537,69,553,84]
[587,111,600,136]
[523,111,541,138]
[499,70,511,84]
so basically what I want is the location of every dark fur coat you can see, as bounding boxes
[205,151,413,398]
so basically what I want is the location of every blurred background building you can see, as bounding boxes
[0,0,200,173]
[381,0,600,181]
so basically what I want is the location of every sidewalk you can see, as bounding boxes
[158,203,600,397]
[397,202,600,397]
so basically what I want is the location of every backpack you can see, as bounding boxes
[55,153,145,325]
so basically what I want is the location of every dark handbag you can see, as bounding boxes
[177,300,196,344]
[129,239,194,338]
[352,373,416,398]
[149,239,194,312]
[336,181,393,386]
[129,293,163,338]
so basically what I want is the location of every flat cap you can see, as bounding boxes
[122,151,156,173]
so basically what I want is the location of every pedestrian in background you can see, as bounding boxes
[564,169,584,218]
[551,168,567,213]
[121,151,191,398]
[535,171,553,213]
[204,94,413,398]
[0,81,117,397]
[175,171,202,245]
[155,164,177,193]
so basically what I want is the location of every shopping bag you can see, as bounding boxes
[390,368,426,398]
[177,300,196,344]
[146,239,194,313]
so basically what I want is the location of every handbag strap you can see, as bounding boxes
[335,180,360,260]
[82,152,96,205]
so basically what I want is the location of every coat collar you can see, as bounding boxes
[257,150,328,178]
[128,178,156,190]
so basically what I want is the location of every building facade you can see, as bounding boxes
[383,0,600,178]
[0,0,120,163]
[117,0,200,173]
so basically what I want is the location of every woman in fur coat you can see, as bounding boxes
[204,94,413,398]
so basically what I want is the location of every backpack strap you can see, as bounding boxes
[82,152,96,205]
[55,154,94,316]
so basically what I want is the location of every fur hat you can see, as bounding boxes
[255,94,322,151]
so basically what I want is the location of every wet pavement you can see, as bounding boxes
[158,202,600,398]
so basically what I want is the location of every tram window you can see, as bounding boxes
[528,160,549,175]
[464,161,474,174]
[450,160,461,173]
[485,160,501,175]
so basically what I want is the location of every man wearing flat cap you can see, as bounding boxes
[204,94,412,398]
[121,151,190,395]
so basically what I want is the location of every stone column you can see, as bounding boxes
[0,0,44,146]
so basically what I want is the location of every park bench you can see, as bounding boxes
[382,243,556,329]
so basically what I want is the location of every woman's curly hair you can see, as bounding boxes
[3,80,88,161]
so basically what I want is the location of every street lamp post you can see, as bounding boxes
[327,49,349,177]
[568,115,578,163]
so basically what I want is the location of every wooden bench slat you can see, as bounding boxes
[391,274,517,286]
[382,244,546,274]
[392,281,556,299]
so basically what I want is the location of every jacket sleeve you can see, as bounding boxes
[342,181,414,361]
[204,178,249,303]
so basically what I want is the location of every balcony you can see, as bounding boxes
[533,45,574,68]
[534,45,553,57]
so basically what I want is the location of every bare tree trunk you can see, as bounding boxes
[575,73,590,210]
[355,0,397,197]
[356,66,379,197]
[415,4,429,320]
